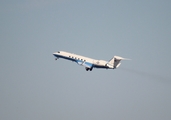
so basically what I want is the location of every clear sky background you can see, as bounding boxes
[1,0,171,120]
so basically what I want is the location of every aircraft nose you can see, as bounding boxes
[53,53,56,56]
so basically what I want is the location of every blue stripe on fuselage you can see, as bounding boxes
[93,64,111,69]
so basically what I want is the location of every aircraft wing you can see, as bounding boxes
[76,60,93,68]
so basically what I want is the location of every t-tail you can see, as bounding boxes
[106,56,131,69]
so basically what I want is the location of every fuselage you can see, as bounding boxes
[53,51,112,70]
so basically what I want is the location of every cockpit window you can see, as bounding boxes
[57,51,60,53]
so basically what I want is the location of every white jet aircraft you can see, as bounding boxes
[53,51,130,71]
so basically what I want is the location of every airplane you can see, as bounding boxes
[53,51,130,71]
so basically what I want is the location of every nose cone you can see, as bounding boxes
[53,52,56,56]
[53,51,60,56]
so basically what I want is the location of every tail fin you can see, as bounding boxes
[107,56,130,69]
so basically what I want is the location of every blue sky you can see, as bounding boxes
[1,0,171,120]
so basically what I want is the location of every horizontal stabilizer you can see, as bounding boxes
[114,56,131,60]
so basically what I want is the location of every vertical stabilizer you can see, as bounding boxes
[108,57,115,65]
[107,56,130,69]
